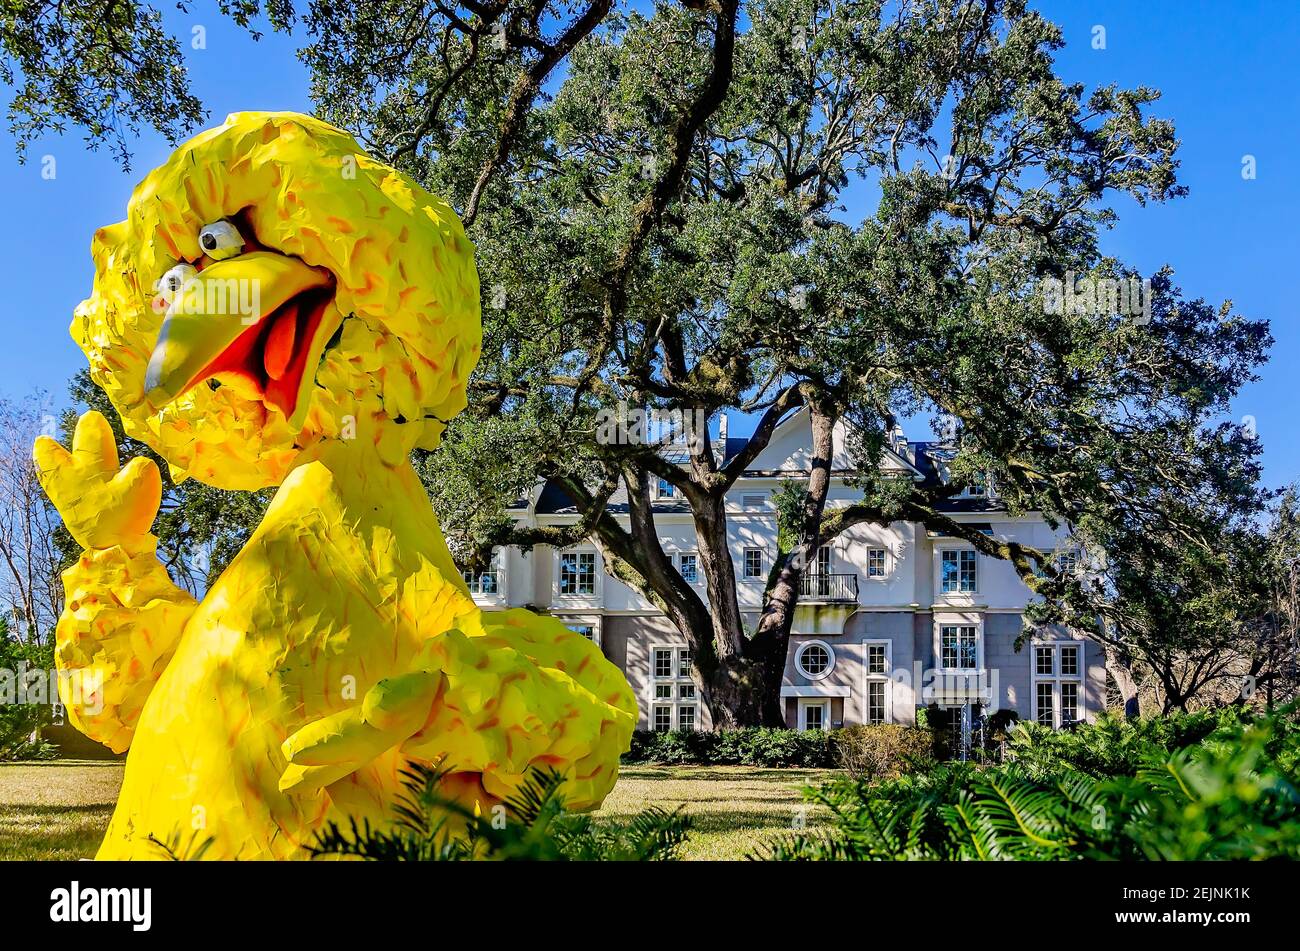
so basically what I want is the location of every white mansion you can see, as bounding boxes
[463,408,1107,734]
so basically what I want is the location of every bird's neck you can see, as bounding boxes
[287,436,464,586]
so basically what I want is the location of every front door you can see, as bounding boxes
[799,699,829,732]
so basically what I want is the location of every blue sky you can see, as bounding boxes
[1,1,1296,484]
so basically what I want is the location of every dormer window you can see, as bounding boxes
[963,472,989,497]
[1056,549,1081,574]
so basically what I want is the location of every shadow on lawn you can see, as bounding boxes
[0,802,113,860]
[621,766,832,784]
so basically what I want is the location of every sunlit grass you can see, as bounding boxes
[597,765,835,860]
[0,760,831,861]
[0,761,124,860]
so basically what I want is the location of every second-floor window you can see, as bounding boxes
[678,553,699,583]
[657,478,677,499]
[867,548,888,577]
[940,625,978,669]
[559,551,596,595]
[462,550,501,595]
[941,549,977,593]
[1033,642,1084,728]
[743,547,766,580]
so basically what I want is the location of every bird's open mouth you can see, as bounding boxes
[144,251,341,428]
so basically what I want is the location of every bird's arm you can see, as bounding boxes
[34,412,197,753]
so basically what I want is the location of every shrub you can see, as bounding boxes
[624,727,843,768]
[765,710,1300,860]
[1005,707,1268,779]
[309,765,690,861]
[624,726,934,772]
[0,637,58,762]
[836,724,936,781]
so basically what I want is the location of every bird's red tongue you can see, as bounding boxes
[198,287,333,420]
[263,299,299,381]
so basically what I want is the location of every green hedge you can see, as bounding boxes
[625,727,839,767]
[624,725,934,772]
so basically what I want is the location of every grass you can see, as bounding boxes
[0,760,831,861]
[596,765,835,860]
[0,761,124,860]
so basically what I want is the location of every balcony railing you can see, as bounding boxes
[463,569,503,596]
[799,572,859,603]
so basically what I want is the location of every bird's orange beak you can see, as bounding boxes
[144,252,339,429]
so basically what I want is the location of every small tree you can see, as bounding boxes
[0,393,65,642]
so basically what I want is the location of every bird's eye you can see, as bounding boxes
[157,264,198,304]
[197,220,244,260]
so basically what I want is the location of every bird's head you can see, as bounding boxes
[74,111,481,491]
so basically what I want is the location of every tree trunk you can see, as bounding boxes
[704,653,780,728]
[691,494,747,649]
[1103,643,1141,719]
[744,398,837,726]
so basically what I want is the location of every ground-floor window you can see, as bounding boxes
[940,625,978,669]
[1031,641,1085,728]
[863,639,892,724]
[866,681,887,724]
[649,644,698,731]
[558,617,600,647]
[1035,682,1055,726]
[1060,681,1080,723]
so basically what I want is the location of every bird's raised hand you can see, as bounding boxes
[33,411,162,554]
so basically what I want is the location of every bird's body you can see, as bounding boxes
[38,113,636,859]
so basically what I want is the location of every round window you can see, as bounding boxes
[796,641,835,680]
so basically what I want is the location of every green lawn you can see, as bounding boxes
[0,761,832,861]
[0,761,123,860]
[597,765,834,860]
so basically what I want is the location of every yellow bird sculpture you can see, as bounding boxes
[34,112,636,859]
